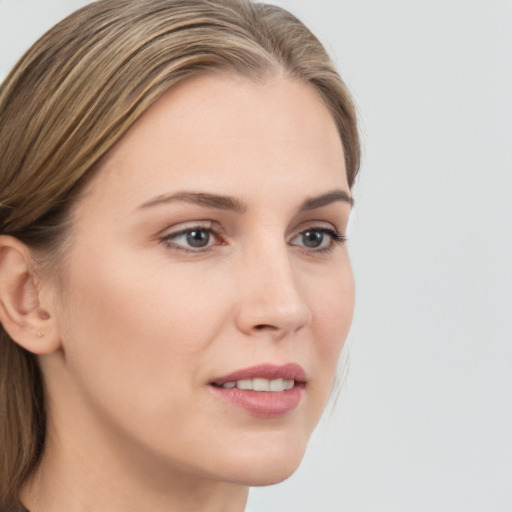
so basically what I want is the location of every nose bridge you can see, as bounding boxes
[235,234,311,336]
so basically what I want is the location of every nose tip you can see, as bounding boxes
[235,264,312,339]
[238,302,311,339]
[252,300,311,335]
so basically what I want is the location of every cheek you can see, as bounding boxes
[55,244,224,416]
[307,260,354,399]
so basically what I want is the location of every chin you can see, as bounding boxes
[227,458,304,487]
[214,434,308,487]
[245,463,302,487]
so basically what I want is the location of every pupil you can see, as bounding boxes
[303,230,323,248]
[186,230,210,248]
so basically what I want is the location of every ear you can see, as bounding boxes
[0,235,61,354]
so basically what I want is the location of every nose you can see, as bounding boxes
[234,245,312,339]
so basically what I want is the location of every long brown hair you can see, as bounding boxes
[0,0,360,507]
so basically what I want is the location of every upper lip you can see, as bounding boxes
[210,363,307,386]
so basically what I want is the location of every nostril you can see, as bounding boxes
[254,324,278,331]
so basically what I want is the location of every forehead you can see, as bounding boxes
[79,73,348,213]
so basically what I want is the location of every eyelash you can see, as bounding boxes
[295,228,346,253]
[159,223,224,253]
[159,224,346,254]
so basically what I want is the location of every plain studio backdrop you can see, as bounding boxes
[1,1,511,511]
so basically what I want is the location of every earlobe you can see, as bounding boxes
[0,235,61,355]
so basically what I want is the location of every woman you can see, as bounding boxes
[0,0,360,510]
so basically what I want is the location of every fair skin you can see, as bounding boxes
[1,73,354,512]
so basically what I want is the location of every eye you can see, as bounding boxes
[160,225,221,252]
[181,229,211,248]
[290,227,345,252]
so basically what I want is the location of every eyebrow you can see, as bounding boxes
[299,190,354,211]
[138,189,353,213]
[139,191,248,213]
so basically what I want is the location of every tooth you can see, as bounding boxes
[269,378,284,392]
[237,379,253,390]
[223,378,295,391]
[253,378,270,391]
[283,379,294,390]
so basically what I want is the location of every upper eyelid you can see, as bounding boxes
[288,220,342,238]
[157,220,218,237]
[290,227,345,245]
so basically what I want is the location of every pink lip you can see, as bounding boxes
[209,363,307,418]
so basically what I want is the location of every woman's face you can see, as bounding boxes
[46,73,354,486]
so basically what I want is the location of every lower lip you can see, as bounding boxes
[209,384,305,418]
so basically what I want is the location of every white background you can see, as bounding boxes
[1,1,511,511]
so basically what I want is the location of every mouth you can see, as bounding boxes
[208,363,307,418]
